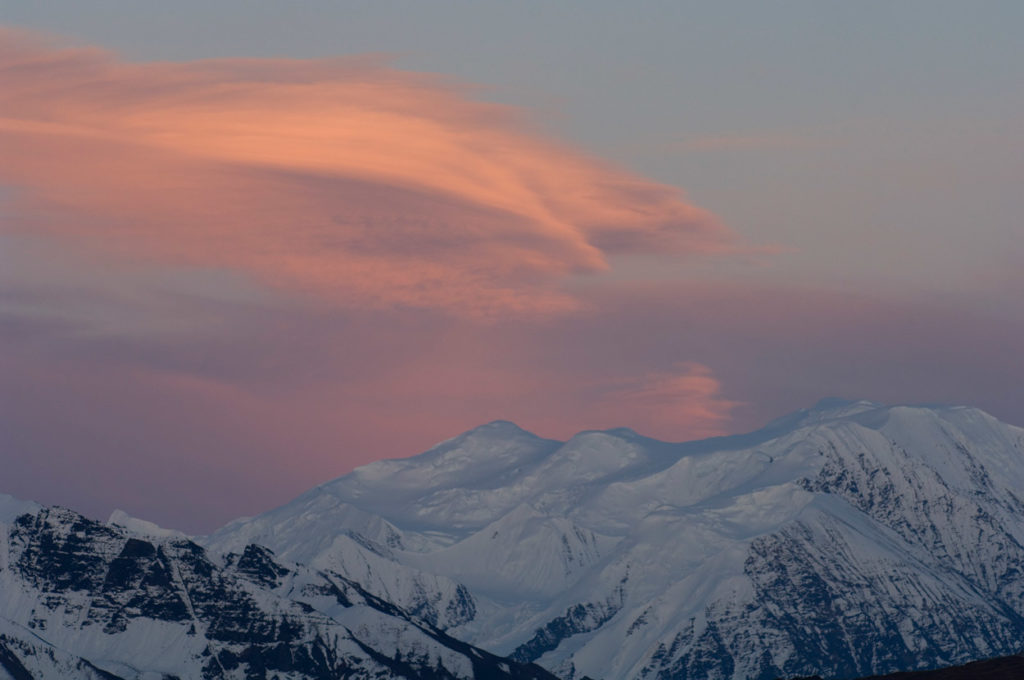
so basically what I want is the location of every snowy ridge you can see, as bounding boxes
[107,509,186,541]
[6,400,1024,679]
[206,400,1024,679]
[0,504,557,679]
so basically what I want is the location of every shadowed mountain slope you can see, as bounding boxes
[208,400,1024,680]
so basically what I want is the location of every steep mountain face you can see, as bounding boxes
[6,401,1023,679]
[0,497,557,679]
[206,401,1024,680]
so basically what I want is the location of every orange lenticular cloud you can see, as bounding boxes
[0,28,733,316]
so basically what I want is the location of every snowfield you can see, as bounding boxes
[207,400,1024,679]
[3,399,1024,679]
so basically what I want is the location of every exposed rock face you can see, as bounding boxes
[6,400,1024,679]
[206,402,1024,679]
[0,504,557,680]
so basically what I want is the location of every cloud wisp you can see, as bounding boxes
[0,28,758,530]
[0,28,733,317]
[601,361,740,440]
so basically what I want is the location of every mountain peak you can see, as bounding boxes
[464,419,543,438]
[197,399,1024,680]
[0,492,39,523]
[108,509,186,539]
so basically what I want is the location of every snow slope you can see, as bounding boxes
[207,400,1024,680]
[0,503,557,679]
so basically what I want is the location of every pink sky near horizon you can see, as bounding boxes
[1,24,1022,533]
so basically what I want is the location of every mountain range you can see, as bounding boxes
[3,399,1024,679]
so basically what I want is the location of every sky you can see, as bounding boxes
[1,2,1022,533]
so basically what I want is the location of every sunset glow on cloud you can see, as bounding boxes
[0,28,731,316]
[604,362,740,440]
[1,10,1020,535]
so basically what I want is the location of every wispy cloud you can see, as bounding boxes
[601,361,740,440]
[0,28,734,317]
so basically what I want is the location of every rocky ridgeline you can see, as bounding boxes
[0,504,557,679]
[205,401,1024,679]
[4,400,1024,679]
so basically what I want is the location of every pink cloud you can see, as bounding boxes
[4,269,1024,532]
[0,28,733,317]
[596,361,740,440]
[9,29,1019,535]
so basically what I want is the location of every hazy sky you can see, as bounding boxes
[2,2,1022,532]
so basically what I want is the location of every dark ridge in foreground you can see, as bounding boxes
[785,653,1024,680]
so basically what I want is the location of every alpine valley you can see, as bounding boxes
[3,399,1024,680]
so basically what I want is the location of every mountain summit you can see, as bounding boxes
[207,401,1024,680]
[3,401,1024,679]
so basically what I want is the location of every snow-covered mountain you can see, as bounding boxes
[205,400,1024,680]
[0,495,557,679]
[6,400,1024,679]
